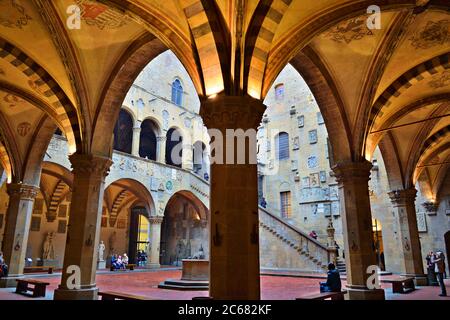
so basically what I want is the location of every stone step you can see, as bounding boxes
[158,279,209,291]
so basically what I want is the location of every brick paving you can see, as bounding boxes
[0,269,448,300]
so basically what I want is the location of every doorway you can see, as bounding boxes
[128,206,150,265]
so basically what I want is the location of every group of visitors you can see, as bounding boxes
[111,253,129,270]
[0,252,8,278]
[137,250,148,266]
[426,251,447,296]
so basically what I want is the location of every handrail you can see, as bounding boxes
[258,206,328,251]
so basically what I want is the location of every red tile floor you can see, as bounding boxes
[0,269,449,300]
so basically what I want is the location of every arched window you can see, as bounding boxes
[113,109,133,154]
[166,128,183,168]
[275,83,284,100]
[276,132,289,160]
[193,141,207,174]
[171,79,183,106]
[139,119,158,160]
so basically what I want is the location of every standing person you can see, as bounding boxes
[123,253,129,267]
[432,251,447,297]
[426,251,438,286]
[335,241,340,258]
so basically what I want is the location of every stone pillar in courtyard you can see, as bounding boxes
[388,188,427,285]
[53,154,112,300]
[157,136,167,163]
[332,160,385,300]
[132,125,141,157]
[0,183,39,287]
[147,215,163,268]
[200,94,265,300]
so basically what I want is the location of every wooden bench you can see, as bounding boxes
[15,279,50,298]
[385,277,415,294]
[296,290,347,300]
[98,291,150,300]
[24,266,54,274]
[110,264,136,272]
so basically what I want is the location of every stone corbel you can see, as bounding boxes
[422,201,438,215]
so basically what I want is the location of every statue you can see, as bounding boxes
[42,232,55,260]
[191,245,205,259]
[98,240,106,262]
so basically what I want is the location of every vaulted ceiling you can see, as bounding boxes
[0,0,448,200]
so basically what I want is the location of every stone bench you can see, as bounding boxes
[385,277,415,294]
[15,279,50,298]
[24,266,54,274]
[98,291,151,300]
[296,290,347,300]
[110,264,136,271]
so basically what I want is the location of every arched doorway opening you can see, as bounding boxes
[166,128,183,168]
[139,119,159,160]
[113,109,134,154]
[102,179,155,266]
[160,191,208,266]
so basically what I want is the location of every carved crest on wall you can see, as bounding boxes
[3,94,23,108]
[428,70,450,89]
[75,0,130,30]
[409,20,449,49]
[0,0,32,29]
[17,122,31,136]
[323,18,374,44]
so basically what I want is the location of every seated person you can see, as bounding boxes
[0,252,8,277]
[111,254,119,270]
[320,263,342,292]
[116,255,125,269]
[137,251,142,266]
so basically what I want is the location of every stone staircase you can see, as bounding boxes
[336,257,347,274]
[259,207,332,272]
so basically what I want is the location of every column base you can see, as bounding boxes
[53,286,99,300]
[401,273,428,286]
[0,275,24,288]
[345,287,385,300]
[146,263,161,269]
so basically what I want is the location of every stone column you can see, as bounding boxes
[0,184,38,287]
[53,154,112,300]
[200,95,265,300]
[157,136,167,163]
[388,188,427,285]
[332,160,385,300]
[131,125,141,157]
[147,216,163,268]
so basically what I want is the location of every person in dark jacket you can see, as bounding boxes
[320,263,342,292]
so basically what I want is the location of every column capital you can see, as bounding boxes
[200,94,266,131]
[69,153,113,178]
[388,188,417,205]
[149,216,164,224]
[6,183,39,200]
[331,160,372,184]
[157,136,167,142]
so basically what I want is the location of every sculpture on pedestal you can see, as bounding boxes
[42,232,55,260]
[98,240,105,261]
